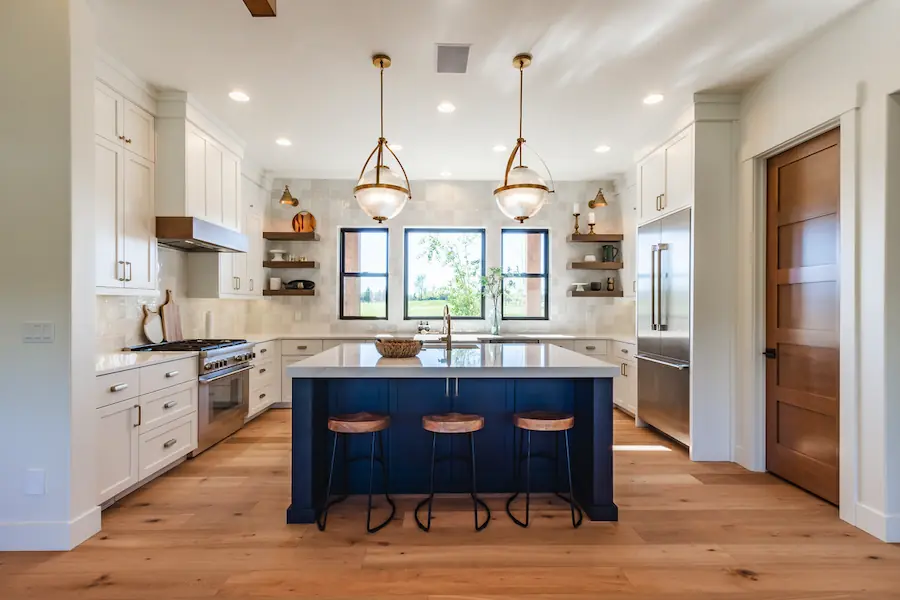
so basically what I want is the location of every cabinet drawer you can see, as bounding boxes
[573,340,608,356]
[250,359,276,394]
[139,357,198,395]
[611,341,636,359]
[96,369,140,408]
[139,380,197,434]
[138,413,196,480]
[254,340,277,360]
[281,339,323,356]
[249,383,275,417]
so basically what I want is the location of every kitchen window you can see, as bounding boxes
[404,229,485,320]
[339,228,389,320]
[501,229,549,320]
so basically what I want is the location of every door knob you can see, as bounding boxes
[763,348,777,359]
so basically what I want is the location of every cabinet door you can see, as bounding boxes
[97,400,139,503]
[95,137,125,289]
[613,361,637,413]
[204,142,223,225]
[663,131,693,214]
[218,253,235,296]
[123,152,158,290]
[221,152,239,230]
[185,125,207,219]
[94,82,123,144]
[123,100,155,163]
[639,150,665,222]
[243,211,263,295]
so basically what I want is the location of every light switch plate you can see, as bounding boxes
[23,322,55,343]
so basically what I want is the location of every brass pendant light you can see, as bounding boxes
[494,53,554,223]
[353,54,411,224]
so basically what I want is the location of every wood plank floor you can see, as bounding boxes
[2,409,898,599]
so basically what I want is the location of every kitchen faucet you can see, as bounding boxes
[440,304,452,352]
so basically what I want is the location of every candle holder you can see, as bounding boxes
[572,213,581,234]
[588,223,595,235]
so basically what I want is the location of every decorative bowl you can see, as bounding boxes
[375,339,423,359]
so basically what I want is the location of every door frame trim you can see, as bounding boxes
[748,111,859,526]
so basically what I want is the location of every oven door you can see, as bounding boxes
[193,364,251,456]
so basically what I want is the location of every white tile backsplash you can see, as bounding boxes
[96,178,635,351]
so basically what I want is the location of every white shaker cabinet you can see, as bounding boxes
[638,125,694,225]
[221,151,241,231]
[95,81,158,294]
[639,151,665,223]
[97,399,140,503]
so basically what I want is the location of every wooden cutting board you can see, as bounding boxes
[160,289,184,342]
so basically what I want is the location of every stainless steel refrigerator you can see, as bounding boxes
[636,208,691,446]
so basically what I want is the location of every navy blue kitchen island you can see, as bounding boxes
[285,343,620,523]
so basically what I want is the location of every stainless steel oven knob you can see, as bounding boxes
[205,363,212,370]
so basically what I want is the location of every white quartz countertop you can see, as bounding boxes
[96,351,197,376]
[286,343,621,379]
[245,332,636,344]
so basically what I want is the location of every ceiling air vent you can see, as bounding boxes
[436,44,470,74]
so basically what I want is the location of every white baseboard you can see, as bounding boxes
[0,505,100,551]
[270,402,292,409]
[855,502,900,542]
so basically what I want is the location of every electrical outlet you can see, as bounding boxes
[23,322,54,343]
[24,469,45,495]
[293,311,303,322]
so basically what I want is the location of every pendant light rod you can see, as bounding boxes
[380,58,385,139]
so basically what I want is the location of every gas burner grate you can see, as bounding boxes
[127,339,248,352]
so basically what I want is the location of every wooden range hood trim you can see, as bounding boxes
[242,0,276,17]
[156,217,249,253]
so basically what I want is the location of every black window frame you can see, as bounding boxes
[339,227,389,320]
[501,228,550,321]
[403,228,486,320]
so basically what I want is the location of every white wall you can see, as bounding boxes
[264,178,635,335]
[0,0,99,550]
[736,0,900,541]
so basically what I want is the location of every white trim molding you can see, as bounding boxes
[856,503,900,542]
[0,506,100,551]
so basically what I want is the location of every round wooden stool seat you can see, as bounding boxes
[513,411,575,432]
[328,412,390,434]
[422,412,485,434]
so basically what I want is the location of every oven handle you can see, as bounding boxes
[199,364,253,384]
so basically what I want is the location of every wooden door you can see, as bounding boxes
[123,152,157,290]
[95,137,125,289]
[766,128,840,504]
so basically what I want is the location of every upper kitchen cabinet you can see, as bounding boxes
[94,81,155,162]
[156,92,245,232]
[638,126,694,225]
[94,80,158,294]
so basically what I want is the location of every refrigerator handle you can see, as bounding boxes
[650,245,657,331]
[657,243,668,332]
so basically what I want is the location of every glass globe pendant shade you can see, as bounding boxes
[494,165,549,223]
[354,165,409,223]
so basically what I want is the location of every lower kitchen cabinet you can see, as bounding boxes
[613,358,637,416]
[97,399,140,503]
[138,413,196,480]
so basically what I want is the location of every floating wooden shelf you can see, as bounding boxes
[263,289,316,297]
[263,261,319,269]
[568,290,624,298]
[569,261,623,270]
[567,233,624,243]
[263,231,320,241]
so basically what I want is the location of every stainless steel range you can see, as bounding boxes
[127,339,256,455]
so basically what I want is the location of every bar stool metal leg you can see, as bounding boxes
[563,429,583,528]
[365,430,396,534]
[506,429,533,527]
[316,432,341,531]
[414,432,438,532]
[468,432,491,531]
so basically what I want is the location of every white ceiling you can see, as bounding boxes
[90,0,865,181]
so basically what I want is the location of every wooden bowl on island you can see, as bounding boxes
[374,339,423,359]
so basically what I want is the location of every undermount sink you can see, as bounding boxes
[422,343,481,350]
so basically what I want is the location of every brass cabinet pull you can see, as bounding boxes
[621,348,629,354]
[110,383,129,392]
[164,370,179,378]
[259,393,266,400]
[236,277,241,290]
[585,345,596,351]
[297,345,307,350]
[163,400,178,410]
[620,363,626,376]
[133,404,141,427]
[125,261,132,282]
[163,438,177,449]
[259,368,267,374]
[117,260,126,282]
[249,279,254,291]
[118,135,126,141]
[124,138,132,144]
[660,193,666,210]
[259,348,268,354]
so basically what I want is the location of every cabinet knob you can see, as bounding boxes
[117,135,126,141]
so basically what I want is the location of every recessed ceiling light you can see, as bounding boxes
[437,101,456,113]
[440,171,452,177]
[275,137,292,147]
[594,145,611,153]
[388,144,402,151]
[492,145,508,152]
[643,93,664,105]
[228,90,250,102]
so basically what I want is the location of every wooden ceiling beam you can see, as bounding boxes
[242,0,276,17]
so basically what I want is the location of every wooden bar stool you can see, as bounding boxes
[506,410,583,528]
[316,412,396,534]
[415,413,491,532]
